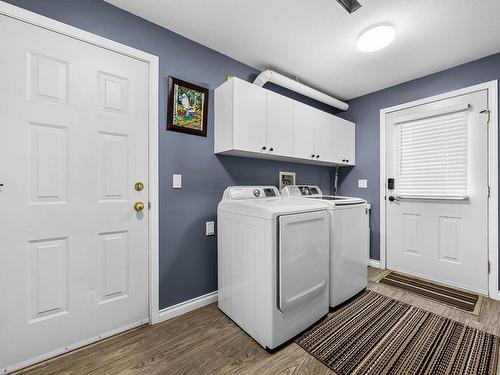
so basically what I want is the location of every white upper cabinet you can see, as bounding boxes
[314,109,335,163]
[233,78,267,152]
[267,91,293,156]
[215,77,267,154]
[331,116,355,164]
[215,77,355,166]
[292,101,316,160]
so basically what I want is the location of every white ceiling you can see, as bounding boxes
[106,0,500,100]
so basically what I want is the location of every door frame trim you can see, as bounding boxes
[0,2,160,322]
[379,80,499,299]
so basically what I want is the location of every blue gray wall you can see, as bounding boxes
[7,0,500,305]
[5,0,340,309]
[337,53,500,262]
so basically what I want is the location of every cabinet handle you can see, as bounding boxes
[269,147,274,152]
[311,154,315,158]
[342,159,346,162]
[346,159,349,162]
[316,155,320,159]
[262,146,266,150]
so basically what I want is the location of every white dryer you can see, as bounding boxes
[217,186,329,349]
[282,185,368,307]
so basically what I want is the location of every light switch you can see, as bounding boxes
[206,221,215,236]
[358,179,368,188]
[173,174,182,189]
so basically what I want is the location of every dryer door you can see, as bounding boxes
[278,211,329,313]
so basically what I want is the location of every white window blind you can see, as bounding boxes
[395,107,468,199]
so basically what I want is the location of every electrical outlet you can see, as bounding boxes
[206,221,215,236]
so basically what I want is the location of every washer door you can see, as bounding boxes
[331,204,368,306]
[278,211,329,313]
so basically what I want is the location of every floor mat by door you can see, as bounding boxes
[296,290,498,375]
[371,270,483,315]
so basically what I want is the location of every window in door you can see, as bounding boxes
[394,106,469,199]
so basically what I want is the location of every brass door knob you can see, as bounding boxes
[134,201,145,212]
[134,182,144,191]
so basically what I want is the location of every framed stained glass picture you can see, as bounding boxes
[167,77,208,137]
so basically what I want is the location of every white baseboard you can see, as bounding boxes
[490,290,500,301]
[369,259,381,268]
[159,291,218,323]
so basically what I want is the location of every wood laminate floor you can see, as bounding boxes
[14,268,500,375]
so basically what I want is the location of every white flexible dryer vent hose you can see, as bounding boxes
[253,70,349,111]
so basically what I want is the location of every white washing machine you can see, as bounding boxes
[282,185,368,307]
[217,186,330,349]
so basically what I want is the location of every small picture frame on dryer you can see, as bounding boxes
[279,171,296,191]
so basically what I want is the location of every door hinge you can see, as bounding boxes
[148,201,151,210]
[488,186,491,198]
[488,261,491,274]
[480,109,491,124]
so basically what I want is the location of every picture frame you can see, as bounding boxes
[279,171,296,191]
[167,76,209,137]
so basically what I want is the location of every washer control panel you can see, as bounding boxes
[282,185,322,197]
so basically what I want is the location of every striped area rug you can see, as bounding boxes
[296,291,499,375]
[375,271,482,315]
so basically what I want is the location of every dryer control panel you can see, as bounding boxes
[222,186,280,200]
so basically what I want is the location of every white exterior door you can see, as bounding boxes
[385,90,489,293]
[0,14,149,372]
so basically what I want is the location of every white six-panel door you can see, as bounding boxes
[0,14,149,372]
[385,90,489,293]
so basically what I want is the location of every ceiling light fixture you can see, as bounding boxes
[357,24,395,52]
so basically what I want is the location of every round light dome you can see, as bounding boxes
[357,25,396,52]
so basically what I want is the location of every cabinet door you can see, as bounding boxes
[343,121,355,164]
[233,79,267,152]
[293,101,316,160]
[332,116,356,164]
[314,110,334,162]
[267,91,293,156]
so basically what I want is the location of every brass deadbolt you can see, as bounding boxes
[135,182,145,191]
